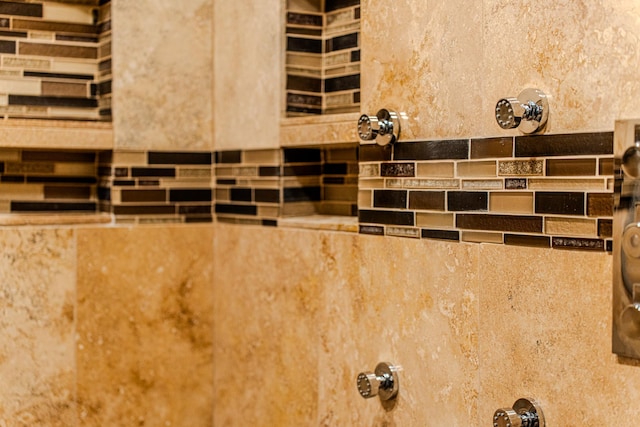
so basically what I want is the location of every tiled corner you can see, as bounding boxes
[0,228,77,426]
[76,225,214,427]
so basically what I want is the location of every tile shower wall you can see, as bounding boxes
[286,0,360,116]
[358,132,614,250]
[0,0,111,121]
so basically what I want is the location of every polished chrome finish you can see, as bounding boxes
[357,109,401,146]
[493,398,544,427]
[495,88,549,134]
[613,119,640,359]
[356,362,399,401]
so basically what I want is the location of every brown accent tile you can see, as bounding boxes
[587,193,614,217]
[6,162,54,174]
[456,214,543,233]
[546,158,596,176]
[380,162,415,177]
[44,185,91,200]
[120,189,167,203]
[504,234,551,248]
[13,19,98,35]
[19,42,97,59]
[470,137,513,158]
[599,158,614,176]
[42,81,89,97]
[535,192,585,215]
[498,160,543,176]
[598,219,613,237]
[515,132,613,157]
[408,191,445,210]
[456,161,496,177]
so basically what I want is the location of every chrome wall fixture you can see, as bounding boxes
[357,109,401,146]
[356,362,399,402]
[492,398,545,427]
[613,119,640,359]
[495,88,549,134]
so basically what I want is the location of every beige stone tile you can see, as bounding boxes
[76,225,214,427]
[476,245,640,425]
[111,151,147,166]
[243,149,281,164]
[358,189,372,208]
[361,0,483,140]
[43,3,95,24]
[483,1,640,135]
[462,231,503,244]
[213,225,321,426]
[214,0,278,150]
[114,0,213,150]
[528,178,606,191]
[0,228,77,426]
[318,235,480,425]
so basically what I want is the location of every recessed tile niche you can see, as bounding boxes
[0,0,111,121]
[285,0,360,116]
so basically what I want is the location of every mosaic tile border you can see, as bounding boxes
[358,132,614,252]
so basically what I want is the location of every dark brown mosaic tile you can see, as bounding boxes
[185,215,213,223]
[515,132,613,157]
[11,201,96,212]
[0,39,15,53]
[178,205,212,215]
[394,139,469,161]
[447,191,488,211]
[113,205,175,215]
[149,151,212,165]
[325,32,358,52]
[0,2,43,17]
[504,234,551,248]
[598,219,613,237]
[505,178,527,189]
[287,12,323,26]
[0,30,26,37]
[259,166,281,177]
[44,186,91,200]
[325,0,360,11]
[287,36,322,53]
[131,167,175,178]
[230,188,252,202]
[535,192,585,215]
[28,176,96,184]
[215,203,257,216]
[360,144,392,162]
[359,225,384,235]
[215,150,242,164]
[120,189,166,203]
[169,189,212,202]
[421,229,460,241]
[8,95,97,108]
[22,150,96,163]
[286,75,322,93]
[380,162,415,177]
[325,74,360,92]
[359,209,414,226]
[373,189,407,209]
[24,71,94,81]
[552,236,605,251]
[456,214,543,233]
[284,148,321,163]
[470,137,513,159]
[283,186,321,202]
[587,193,613,217]
[546,158,596,176]
[283,164,322,176]
[408,191,445,210]
[255,189,280,203]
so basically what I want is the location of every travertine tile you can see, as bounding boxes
[477,245,640,425]
[76,225,214,427]
[213,225,321,426]
[0,228,77,427]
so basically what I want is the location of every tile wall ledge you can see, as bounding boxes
[280,112,359,147]
[0,119,113,150]
[278,215,358,233]
[0,213,112,226]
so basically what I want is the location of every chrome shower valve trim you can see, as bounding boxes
[495,88,549,134]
